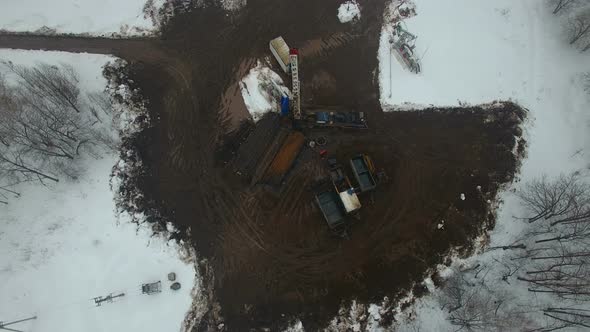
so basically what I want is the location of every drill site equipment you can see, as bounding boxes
[269,36,291,73]
[315,159,362,232]
[316,189,346,231]
[329,159,361,213]
[270,80,290,117]
[350,155,377,192]
[390,23,421,74]
[261,131,305,185]
[270,79,289,99]
[289,48,302,120]
[335,182,361,214]
[311,111,368,129]
[141,281,162,295]
[93,292,126,306]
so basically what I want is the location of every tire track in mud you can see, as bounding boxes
[0,34,193,103]
[299,32,359,61]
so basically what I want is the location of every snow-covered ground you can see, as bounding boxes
[0,0,166,36]
[338,1,361,23]
[379,0,590,242]
[240,61,288,122]
[0,50,197,332]
[376,0,590,330]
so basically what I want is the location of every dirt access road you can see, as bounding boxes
[0,0,526,330]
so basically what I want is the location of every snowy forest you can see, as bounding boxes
[435,173,590,331]
[0,62,115,204]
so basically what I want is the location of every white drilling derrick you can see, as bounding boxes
[289,49,301,120]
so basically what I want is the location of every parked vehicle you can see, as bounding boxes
[311,111,368,129]
[315,159,361,234]
[329,159,361,214]
[350,155,377,192]
[141,281,162,295]
[262,131,305,185]
[315,189,346,231]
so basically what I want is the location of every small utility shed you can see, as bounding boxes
[269,36,291,73]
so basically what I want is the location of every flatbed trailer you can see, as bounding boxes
[233,113,281,181]
[261,131,305,185]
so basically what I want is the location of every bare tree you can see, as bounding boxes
[0,62,116,196]
[0,183,20,204]
[542,307,590,330]
[0,147,59,184]
[517,243,590,300]
[516,173,589,223]
[4,62,83,113]
[509,173,590,331]
[0,68,100,161]
[439,269,532,331]
[87,91,114,122]
[550,0,581,14]
[515,173,590,245]
[567,9,590,48]
[437,174,590,332]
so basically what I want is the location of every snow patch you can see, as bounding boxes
[283,320,304,332]
[240,61,287,122]
[338,1,361,23]
[0,0,167,37]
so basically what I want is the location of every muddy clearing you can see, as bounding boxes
[0,0,527,330]
[132,0,525,328]
[117,1,526,330]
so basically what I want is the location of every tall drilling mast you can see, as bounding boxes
[289,48,301,120]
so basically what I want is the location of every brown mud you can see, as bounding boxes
[0,0,527,330]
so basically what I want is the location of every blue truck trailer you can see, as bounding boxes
[312,111,368,129]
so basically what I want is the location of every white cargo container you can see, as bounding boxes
[338,189,361,214]
[269,36,291,73]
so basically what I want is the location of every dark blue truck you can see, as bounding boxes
[350,155,377,192]
[313,111,368,129]
[315,189,346,231]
